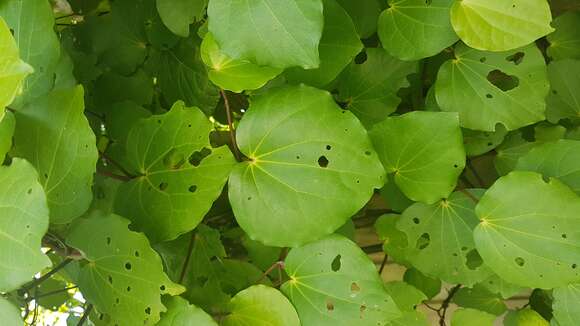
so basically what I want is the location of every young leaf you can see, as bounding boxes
[201,33,282,93]
[228,85,385,247]
[378,0,458,61]
[207,0,324,69]
[0,159,51,292]
[222,285,300,326]
[451,308,495,326]
[158,296,217,326]
[281,235,401,325]
[516,140,580,195]
[450,0,554,51]
[0,17,33,117]
[114,102,236,242]
[66,211,185,325]
[0,297,21,325]
[0,111,15,161]
[335,0,381,38]
[474,171,580,289]
[547,12,580,61]
[552,284,580,326]
[369,111,466,204]
[285,0,363,88]
[156,0,207,37]
[336,48,418,127]
[435,43,549,131]
[545,59,580,123]
[12,86,98,224]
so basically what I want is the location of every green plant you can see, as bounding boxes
[0,0,579,325]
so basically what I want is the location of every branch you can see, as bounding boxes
[361,243,383,254]
[439,284,461,326]
[77,304,93,326]
[179,232,196,284]
[97,170,132,182]
[257,261,285,284]
[21,259,73,293]
[99,151,135,178]
[378,254,388,275]
[27,286,78,302]
[220,89,241,161]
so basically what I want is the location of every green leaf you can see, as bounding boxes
[369,111,466,204]
[12,86,98,224]
[545,59,580,123]
[552,284,580,326]
[450,0,554,51]
[221,285,299,326]
[0,297,22,325]
[228,85,384,247]
[201,33,282,93]
[477,274,524,299]
[93,70,154,108]
[285,0,363,88]
[515,140,580,195]
[37,278,74,311]
[452,285,507,316]
[435,43,549,131]
[494,131,538,176]
[281,235,401,325]
[0,158,51,292]
[335,0,381,38]
[375,213,411,265]
[114,102,236,242]
[207,0,324,69]
[380,175,414,213]
[242,235,283,271]
[0,0,60,107]
[463,126,508,157]
[336,48,418,127]
[66,211,185,325]
[451,308,495,326]
[387,311,429,326]
[158,296,217,326]
[0,17,32,117]
[503,308,549,326]
[383,281,426,311]
[156,0,207,37]
[473,171,580,289]
[378,0,458,61]
[0,111,15,161]
[547,12,580,61]
[403,268,442,299]
[396,190,492,285]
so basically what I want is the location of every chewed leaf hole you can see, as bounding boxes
[163,148,185,169]
[562,234,567,239]
[506,52,525,65]
[318,156,329,168]
[106,237,111,245]
[159,182,168,191]
[331,254,342,272]
[354,51,367,64]
[125,262,132,270]
[515,257,525,267]
[416,233,430,250]
[108,276,113,284]
[326,145,332,150]
[145,307,151,315]
[487,69,520,91]
[351,282,360,293]
[412,217,420,224]
[326,299,335,311]
[486,94,493,99]
[466,249,484,270]
[188,185,197,193]
[189,147,212,166]
[160,285,166,291]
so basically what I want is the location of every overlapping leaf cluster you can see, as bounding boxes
[0,0,579,325]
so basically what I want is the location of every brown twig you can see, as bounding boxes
[99,151,135,178]
[77,304,93,326]
[220,89,241,161]
[378,254,389,275]
[179,232,197,284]
[21,259,73,293]
[257,261,285,284]
[97,170,132,182]
[439,284,462,326]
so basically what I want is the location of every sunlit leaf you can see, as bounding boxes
[552,284,580,326]
[451,308,495,326]
[547,12,580,61]
[0,111,15,161]
[158,296,217,326]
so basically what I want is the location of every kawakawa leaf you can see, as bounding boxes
[12,86,98,224]
[378,0,458,61]
[451,308,495,326]
[156,0,207,37]
[545,59,580,123]
[66,212,185,326]
[222,285,300,326]
[452,285,507,316]
[281,235,401,326]
[450,0,554,52]
[207,0,324,69]
[516,140,580,195]
[383,281,429,326]
[0,297,21,325]
[336,48,418,127]
[0,159,51,292]
[228,85,385,247]
[0,17,32,118]
[0,111,15,161]
[435,43,549,131]
[552,284,580,326]
[114,101,236,242]
[396,190,492,286]
[369,111,466,204]
[335,0,381,38]
[201,33,282,93]
[474,172,580,289]
[547,12,580,61]
[158,296,217,326]
[285,0,363,88]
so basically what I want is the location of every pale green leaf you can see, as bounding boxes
[474,171,580,288]
[222,285,300,326]
[477,274,524,299]
[378,0,458,61]
[229,85,384,247]
[516,140,580,195]
[0,17,32,117]
[387,311,429,326]
[242,235,282,271]
[0,297,22,325]
[403,268,442,299]
[503,308,549,326]
[463,125,508,157]
[201,33,282,93]
[451,308,495,326]
[0,159,51,292]
[156,0,207,37]
[450,0,554,51]
[281,235,401,326]
[375,213,411,265]
[379,174,414,213]
[0,111,15,161]
[452,285,507,315]
[13,86,98,224]
[369,111,466,204]
[114,102,236,242]
[435,43,549,131]
[494,131,538,176]
[207,0,324,69]
[395,190,492,285]
[547,12,580,61]
[158,297,217,326]
[336,48,418,127]
[335,0,381,38]
[545,59,580,123]
[552,284,580,326]
[37,278,74,311]
[285,0,363,87]
[383,281,426,312]
[66,211,185,326]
